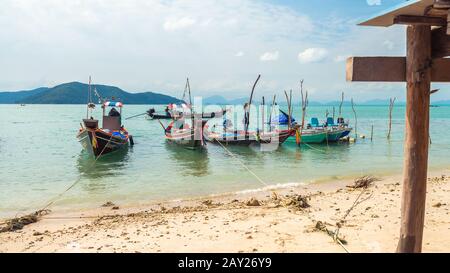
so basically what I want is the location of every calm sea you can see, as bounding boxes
[1,104,449,219]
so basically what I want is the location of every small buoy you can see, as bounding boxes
[129,135,135,146]
[360,134,366,139]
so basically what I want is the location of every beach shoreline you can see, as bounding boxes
[1,168,449,253]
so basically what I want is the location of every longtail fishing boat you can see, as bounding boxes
[164,117,207,150]
[323,117,352,142]
[306,117,352,143]
[77,78,133,158]
[146,107,173,120]
[284,129,328,145]
[147,78,227,120]
[204,126,296,146]
[204,75,296,146]
[147,105,227,120]
[160,78,208,150]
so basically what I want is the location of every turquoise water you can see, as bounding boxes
[1,104,450,219]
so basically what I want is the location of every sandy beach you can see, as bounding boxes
[1,169,449,253]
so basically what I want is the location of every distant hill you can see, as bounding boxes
[0,87,49,103]
[203,96,254,105]
[0,82,182,105]
[203,95,228,105]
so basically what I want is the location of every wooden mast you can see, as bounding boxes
[397,25,432,253]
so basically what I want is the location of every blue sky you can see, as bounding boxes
[0,0,447,102]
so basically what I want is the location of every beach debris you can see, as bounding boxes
[429,175,448,183]
[312,221,348,245]
[271,191,279,201]
[201,200,213,206]
[347,176,379,189]
[0,210,50,233]
[433,202,445,208]
[246,198,261,207]
[112,206,120,210]
[102,201,116,207]
[282,194,310,210]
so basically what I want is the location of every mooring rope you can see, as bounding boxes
[213,139,269,188]
[0,134,114,228]
[40,134,114,211]
[302,142,330,154]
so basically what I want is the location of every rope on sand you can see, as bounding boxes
[0,135,114,232]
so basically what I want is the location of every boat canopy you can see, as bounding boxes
[168,103,191,111]
[104,101,123,108]
[272,110,295,125]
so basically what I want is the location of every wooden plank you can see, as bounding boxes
[431,58,450,81]
[346,57,450,82]
[432,27,450,58]
[346,57,406,82]
[394,15,447,26]
[447,9,450,35]
[359,0,434,27]
[397,25,431,254]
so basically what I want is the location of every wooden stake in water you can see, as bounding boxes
[300,80,308,145]
[387,97,396,139]
[371,124,374,142]
[284,90,292,130]
[351,98,357,139]
[261,96,265,133]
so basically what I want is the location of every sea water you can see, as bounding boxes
[1,104,449,219]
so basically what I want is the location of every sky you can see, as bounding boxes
[0,0,448,102]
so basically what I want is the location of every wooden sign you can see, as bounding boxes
[347,57,450,82]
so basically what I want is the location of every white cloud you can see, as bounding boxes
[235,51,244,57]
[298,48,328,63]
[163,17,196,31]
[334,54,350,63]
[0,0,421,102]
[367,0,382,6]
[260,51,279,62]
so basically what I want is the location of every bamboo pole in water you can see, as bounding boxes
[351,98,357,139]
[268,95,276,129]
[284,90,292,130]
[371,124,374,142]
[261,96,265,133]
[245,75,261,134]
[387,97,396,139]
[300,80,308,145]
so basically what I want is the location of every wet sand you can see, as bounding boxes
[0,170,449,253]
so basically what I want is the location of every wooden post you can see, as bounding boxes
[371,124,374,142]
[351,98,357,139]
[284,90,292,130]
[261,96,265,133]
[300,80,308,145]
[387,97,396,139]
[397,25,431,253]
